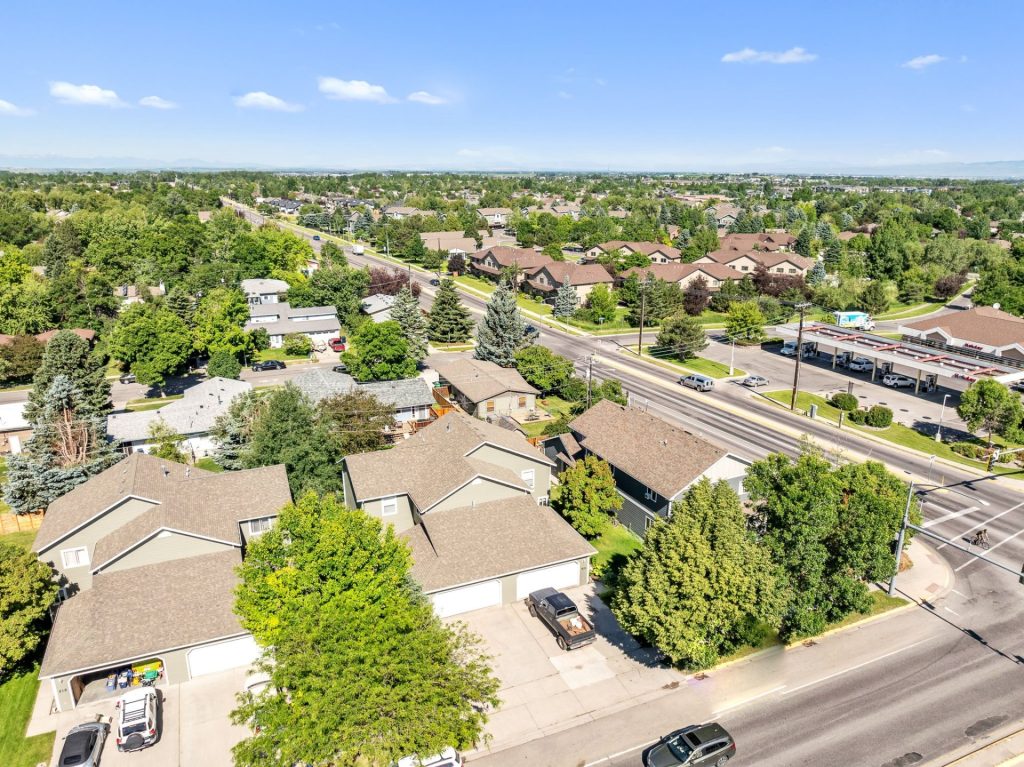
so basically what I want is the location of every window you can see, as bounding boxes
[486,400,495,413]
[248,517,274,536]
[518,396,527,408]
[521,469,535,489]
[61,547,89,568]
[644,488,660,503]
[645,516,654,531]
[381,496,398,516]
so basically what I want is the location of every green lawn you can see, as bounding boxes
[639,347,745,379]
[194,457,225,473]
[762,390,1023,474]
[255,348,312,362]
[591,524,642,581]
[453,275,496,295]
[1,530,37,550]
[520,396,577,438]
[565,307,640,333]
[429,342,475,352]
[516,294,553,316]
[124,393,183,412]
[0,667,54,767]
[696,310,729,326]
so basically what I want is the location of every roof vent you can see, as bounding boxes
[185,467,191,478]
[662,439,668,447]
[161,465,169,477]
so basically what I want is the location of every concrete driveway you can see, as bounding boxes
[456,583,682,757]
[43,667,249,767]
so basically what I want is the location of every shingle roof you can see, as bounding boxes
[531,262,614,288]
[401,495,595,592]
[40,549,246,678]
[718,232,796,252]
[427,355,539,404]
[293,368,433,410]
[904,306,1024,349]
[470,246,551,272]
[35,453,290,553]
[240,278,290,296]
[344,410,550,509]
[702,249,813,271]
[594,241,682,260]
[620,262,740,284]
[361,294,397,315]
[106,378,251,443]
[245,302,340,337]
[569,400,727,499]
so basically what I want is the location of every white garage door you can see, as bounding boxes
[515,562,581,600]
[187,635,261,678]
[431,580,501,618]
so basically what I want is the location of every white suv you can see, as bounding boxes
[116,687,159,752]
[848,357,873,372]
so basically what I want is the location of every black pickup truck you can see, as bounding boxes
[526,588,596,651]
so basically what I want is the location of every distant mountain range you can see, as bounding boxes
[3,154,1024,180]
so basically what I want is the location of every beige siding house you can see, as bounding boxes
[428,355,540,421]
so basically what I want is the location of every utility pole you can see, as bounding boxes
[586,355,594,408]
[637,290,647,357]
[789,302,812,411]
[888,479,914,596]
[729,337,736,376]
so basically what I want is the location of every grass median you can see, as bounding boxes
[635,346,745,379]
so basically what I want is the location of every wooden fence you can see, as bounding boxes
[0,511,43,535]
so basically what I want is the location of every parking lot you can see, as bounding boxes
[37,666,249,767]
[456,583,684,757]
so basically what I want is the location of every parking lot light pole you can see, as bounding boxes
[729,337,735,376]
[888,479,915,596]
[935,393,950,442]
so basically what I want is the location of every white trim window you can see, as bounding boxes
[61,547,90,569]
[644,488,660,503]
[521,469,536,490]
[381,496,399,517]
[248,517,275,536]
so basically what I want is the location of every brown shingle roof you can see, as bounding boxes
[470,245,551,272]
[718,232,796,252]
[620,263,740,284]
[904,306,1024,349]
[569,400,727,499]
[428,356,539,404]
[594,241,682,260]
[535,262,614,286]
[40,549,246,678]
[401,495,595,592]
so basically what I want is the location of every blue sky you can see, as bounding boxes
[1,1,1021,171]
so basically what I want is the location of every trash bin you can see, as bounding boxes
[809,404,818,419]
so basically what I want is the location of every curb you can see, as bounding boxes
[925,719,1024,766]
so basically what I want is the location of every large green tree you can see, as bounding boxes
[655,313,707,360]
[318,389,396,457]
[513,346,574,395]
[611,479,783,668]
[427,279,474,343]
[0,540,59,679]
[475,283,528,367]
[388,286,428,362]
[957,379,1024,446]
[550,455,622,537]
[344,321,418,382]
[725,301,766,343]
[192,287,251,357]
[232,493,499,767]
[107,303,192,388]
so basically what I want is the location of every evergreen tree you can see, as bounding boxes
[211,389,269,471]
[474,283,527,367]
[388,286,428,362]
[655,313,708,360]
[807,260,827,286]
[165,284,197,325]
[824,240,843,270]
[231,494,499,767]
[795,225,814,258]
[553,278,579,317]
[24,330,109,424]
[427,278,474,343]
[611,479,784,668]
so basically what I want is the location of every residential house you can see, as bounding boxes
[477,207,513,228]
[245,302,340,348]
[419,231,481,257]
[35,454,291,711]
[112,283,166,307]
[0,402,30,455]
[696,249,814,277]
[382,205,423,220]
[241,278,290,306]
[718,232,796,252]
[106,378,252,458]
[360,293,397,323]
[551,400,750,536]
[342,412,594,616]
[619,262,741,291]
[524,262,614,304]
[261,197,301,214]
[708,203,741,229]
[585,241,682,264]
[469,245,552,284]
[293,368,435,424]
[900,306,1024,362]
[428,355,539,421]
[0,328,96,348]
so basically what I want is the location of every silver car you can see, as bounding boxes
[741,375,769,388]
[679,374,714,392]
[58,721,109,767]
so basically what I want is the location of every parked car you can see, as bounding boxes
[115,687,159,752]
[311,341,327,353]
[312,235,321,241]
[118,372,137,384]
[741,375,769,388]
[524,324,540,340]
[848,357,874,372]
[779,341,798,357]
[332,363,349,374]
[883,373,915,389]
[328,337,347,352]
[396,747,462,767]
[526,588,596,651]
[251,360,286,372]
[429,278,441,287]
[645,722,736,767]
[58,721,109,767]
[679,374,714,392]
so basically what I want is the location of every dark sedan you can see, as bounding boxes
[644,723,735,767]
[251,360,286,372]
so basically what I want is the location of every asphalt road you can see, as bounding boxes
[227,203,1024,766]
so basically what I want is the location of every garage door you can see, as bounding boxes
[431,580,501,618]
[515,562,581,600]
[187,635,261,678]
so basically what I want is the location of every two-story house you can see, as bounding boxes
[34,454,291,711]
[618,262,741,291]
[245,301,340,348]
[523,262,614,304]
[549,400,750,536]
[241,277,290,306]
[477,207,513,228]
[585,241,683,264]
[428,355,539,421]
[342,412,594,617]
[468,245,552,284]
[696,249,813,277]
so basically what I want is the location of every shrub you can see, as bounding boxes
[283,333,313,356]
[950,442,985,459]
[206,349,242,379]
[847,409,867,425]
[559,376,587,402]
[829,392,858,411]
[865,405,893,428]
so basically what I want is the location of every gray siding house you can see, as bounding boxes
[551,399,751,536]
[343,412,594,617]
[293,368,434,424]
[34,454,291,712]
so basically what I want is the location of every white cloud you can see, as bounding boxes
[318,77,395,103]
[408,90,447,105]
[0,99,33,117]
[903,54,945,70]
[49,81,125,107]
[139,95,177,110]
[557,90,573,100]
[234,91,303,112]
[721,47,817,64]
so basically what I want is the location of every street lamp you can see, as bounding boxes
[888,477,915,596]
[935,393,950,443]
